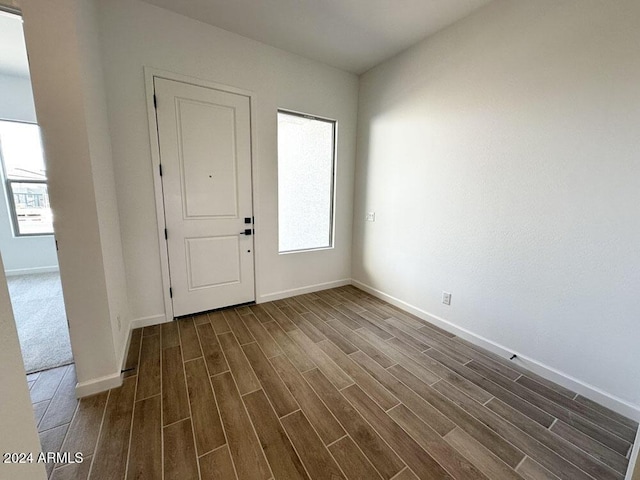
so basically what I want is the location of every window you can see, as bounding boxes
[0,120,53,236]
[277,110,336,253]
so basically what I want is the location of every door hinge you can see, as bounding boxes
[159,164,163,176]
[169,287,173,298]
[153,94,157,109]
[164,228,168,240]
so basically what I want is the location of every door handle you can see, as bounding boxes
[240,229,253,235]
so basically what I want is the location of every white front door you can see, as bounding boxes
[154,77,255,317]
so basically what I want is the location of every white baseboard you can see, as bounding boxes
[119,324,133,373]
[75,371,122,398]
[5,265,59,276]
[351,279,640,422]
[131,313,169,330]
[258,279,351,303]
[75,314,168,398]
[626,433,640,479]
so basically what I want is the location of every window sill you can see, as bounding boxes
[278,245,334,255]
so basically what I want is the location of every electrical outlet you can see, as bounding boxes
[366,212,376,222]
[117,314,122,331]
[442,291,452,306]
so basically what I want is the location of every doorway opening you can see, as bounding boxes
[0,10,73,376]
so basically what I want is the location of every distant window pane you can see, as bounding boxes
[0,120,52,236]
[0,121,47,180]
[8,182,53,235]
[278,111,335,252]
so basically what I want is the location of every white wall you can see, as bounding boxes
[75,0,131,376]
[0,252,46,480]
[97,0,358,322]
[0,73,58,274]
[353,0,640,412]
[20,0,127,393]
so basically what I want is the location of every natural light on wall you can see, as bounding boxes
[277,111,336,253]
[0,121,53,236]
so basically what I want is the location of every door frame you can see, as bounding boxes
[144,67,258,321]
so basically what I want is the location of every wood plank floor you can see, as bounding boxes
[32,286,637,479]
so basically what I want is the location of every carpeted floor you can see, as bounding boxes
[7,272,73,374]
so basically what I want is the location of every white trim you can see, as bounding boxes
[78,313,169,398]
[351,279,640,422]
[118,322,133,373]
[626,432,640,479]
[75,371,122,398]
[4,265,59,276]
[144,67,174,323]
[130,313,170,330]
[143,67,259,320]
[258,278,351,303]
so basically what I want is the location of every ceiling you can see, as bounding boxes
[0,10,30,77]
[141,0,493,74]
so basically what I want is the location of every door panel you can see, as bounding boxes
[185,236,241,289]
[178,99,238,218]
[155,77,254,317]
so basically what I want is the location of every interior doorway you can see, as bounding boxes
[0,9,72,375]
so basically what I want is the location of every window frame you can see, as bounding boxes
[0,119,54,237]
[277,109,338,254]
